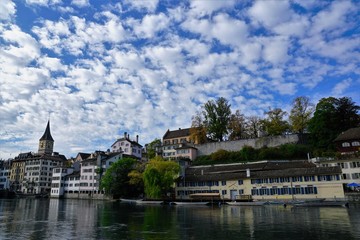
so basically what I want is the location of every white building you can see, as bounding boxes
[0,160,12,190]
[111,132,142,159]
[50,167,74,198]
[49,151,123,198]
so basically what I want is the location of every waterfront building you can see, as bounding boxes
[175,161,345,201]
[111,132,142,159]
[50,151,123,198]
[50,167,75,197]
[0,159,12,189]
[9,121,67,194]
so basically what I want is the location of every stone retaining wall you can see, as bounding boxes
[195,134,299,156]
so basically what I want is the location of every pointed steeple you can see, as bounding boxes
[39,120,54,141]
[38,120,54,155]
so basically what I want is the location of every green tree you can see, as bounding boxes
[289,96,314,134]
[143,156,180,199]
[262,108,289,136]
[203,97,232,141]
[228,110,246,140]
[100,157,137,198]
[309,97,360,150]
[145,138,162,159]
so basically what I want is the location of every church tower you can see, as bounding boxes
[38,120,54,155]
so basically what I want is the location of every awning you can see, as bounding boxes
[347,182,360,187]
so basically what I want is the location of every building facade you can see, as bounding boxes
[175,161,345,201]
[0,160,12,190]
[9,121,67,194]
[162,128,197,161]
[111,132,142,159]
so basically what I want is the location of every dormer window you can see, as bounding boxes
[342,142,350,147]
[352,141,360,146]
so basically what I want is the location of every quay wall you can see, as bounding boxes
[195,134,300,156]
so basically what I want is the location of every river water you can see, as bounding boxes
[0,199,359,240]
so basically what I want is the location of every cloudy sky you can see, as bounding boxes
[0,0,359,159]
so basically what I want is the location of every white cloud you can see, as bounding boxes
[181,13,247,47]
[261,36,289,65]
[249,0,292,28]
[26,0,61,6]
[132,13,170,38]
[332,78,352,96]
[123,0,159,12]
[71,0,89,8]
[0,0,16,20]
[189,0,236,17]
[310,1,354,35]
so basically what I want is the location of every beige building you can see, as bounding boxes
[175,161,345,201]
[162,128,197,161]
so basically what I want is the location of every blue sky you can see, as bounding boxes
[0,0,359,159]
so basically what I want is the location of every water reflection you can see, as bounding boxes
[0,199,359,240]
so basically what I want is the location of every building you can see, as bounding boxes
[50,151,123,199]
[175,161,345,201]
[334,127,360,154]
[309,128,360,185]
[111,132,142,159]
[162,128,197,161]
[9,121,67,194]
[0,160,12,190]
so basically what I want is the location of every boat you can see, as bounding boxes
[293,201,349,207]
[120,198,139,204]
[135,199,164,205]
[227,201,268,206]
[172,201,209,206]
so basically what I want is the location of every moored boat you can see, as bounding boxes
[135,199,164,205]
[293,201,349,207]
[227,201,268,206]
[120,198,139,203]
[172,201,209,206]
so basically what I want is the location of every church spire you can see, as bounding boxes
[39,120,54,141]
[38,120,54,155]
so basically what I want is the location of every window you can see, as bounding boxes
[239,189,244,194]
[342,142,350,147]
[352,141,360,146]
[238,180,243,185]
[221,181,226,186]
[222,190,227,195]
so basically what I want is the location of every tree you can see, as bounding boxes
[308,97,360,150]
[190,111,207,144]
[143,156,180,199]
[335,97,360,131]
[203,97,232,141]
[289,96,314,134]
[228,110,246,140]
[262,108,289,136]
[245,116,263,138]
[100,157,138,198]
[145,138,162,159]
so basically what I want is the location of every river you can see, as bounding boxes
[0,199,359,240]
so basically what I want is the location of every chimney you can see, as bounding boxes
[127,133,130,139]
[136,135,139,143]
[246,168,250,177]
[124,132,127,139]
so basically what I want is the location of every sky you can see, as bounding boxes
[0,0,359,159]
